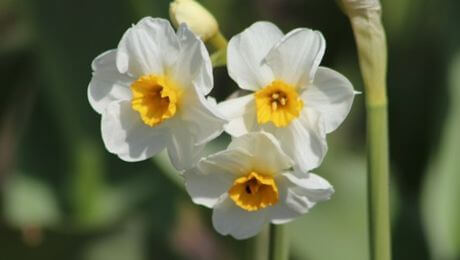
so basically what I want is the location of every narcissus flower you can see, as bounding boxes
[218,22,356,172]
[88,17,226,170]
[184,132,334,239]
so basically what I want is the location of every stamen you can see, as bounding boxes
[254,80,303,127]
[280,97,287,106]
[271,101,278,111]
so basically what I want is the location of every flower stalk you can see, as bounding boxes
[339,1,391,259]
[269,224,289,260]
[208,31,228,50]
[366,103,390,260]
[209,31,228,67]
[251,225,270,260]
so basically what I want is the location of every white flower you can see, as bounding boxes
[184,132,334,239]
[88,17,226,170]
[218,21,356,172]
[169,0,219,41]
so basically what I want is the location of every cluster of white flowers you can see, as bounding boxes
[88,11,356,239]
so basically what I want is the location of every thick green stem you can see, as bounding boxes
[342,5,391,259]
[209,31,228,67]
[208,31,228,50]
[151,151,184,190]
[366,103,391,260]
[251,225,270,260]
[269,224,289,260]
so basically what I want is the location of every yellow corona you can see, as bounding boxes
[254,80,303,127]
[228,171,279,211]
[131,74,182,127]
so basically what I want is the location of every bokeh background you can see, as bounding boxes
[1,0,459,259]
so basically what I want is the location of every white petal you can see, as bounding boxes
[185,147,254,208]
[88,50,133,114]
[264,28,325,88]
[227,21,282,91]
[184,165,234,208]
[117,17,179,77]
[269,172,333,224]
[223,111,258,137]
[166,122,205,171]
[197,148,254,178]
[179,85,226,146]
[302,67,356,133]
[101,100,166,162]
[217,94,257,137]
[218,94,253,119]
[212,196,268,239]
[269,174,315,224]
[274,116,327,172]
[171,24,213,95]
[228,132,294,175]
[284,172,334,202]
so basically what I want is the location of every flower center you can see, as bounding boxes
[254,80,303,127]
[131,74,181,127]
[228,171,279,211]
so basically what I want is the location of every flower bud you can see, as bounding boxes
[169,0,219,41]
[341,0,381,15]
[339,0,387,105]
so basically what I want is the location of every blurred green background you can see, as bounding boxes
[1,0,459,259]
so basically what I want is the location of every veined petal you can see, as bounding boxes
[212,195,268,239]
[283,171,334,202]
[117,17,180,77]
[180,84,226,146]
[166,121,206,171]
[228,132,294,175]
[197,148,254,178]
[184,148,254,208]
[88,50,133,114]
[269,174,315,224]
[101,100,167,162]
[223,110,257,137]
[218,94,254,119]
[218,94,257,137]
[274,116,327,172]
[184,167,233,208]
[171,24,213,95]
[302,67,356,133]
[227,21,282,91]
[264,28,325,88]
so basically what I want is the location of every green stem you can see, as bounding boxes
[269,224,289,260]
[209,31,228,67]
[208,31,228,50]
[151,151,185,190]
[251,224,270,260]
[344,8,391,260]
[366,103,391,260]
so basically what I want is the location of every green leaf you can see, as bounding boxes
[82,217,147,260]
[422,51,460,260]
[3,174,61,227]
